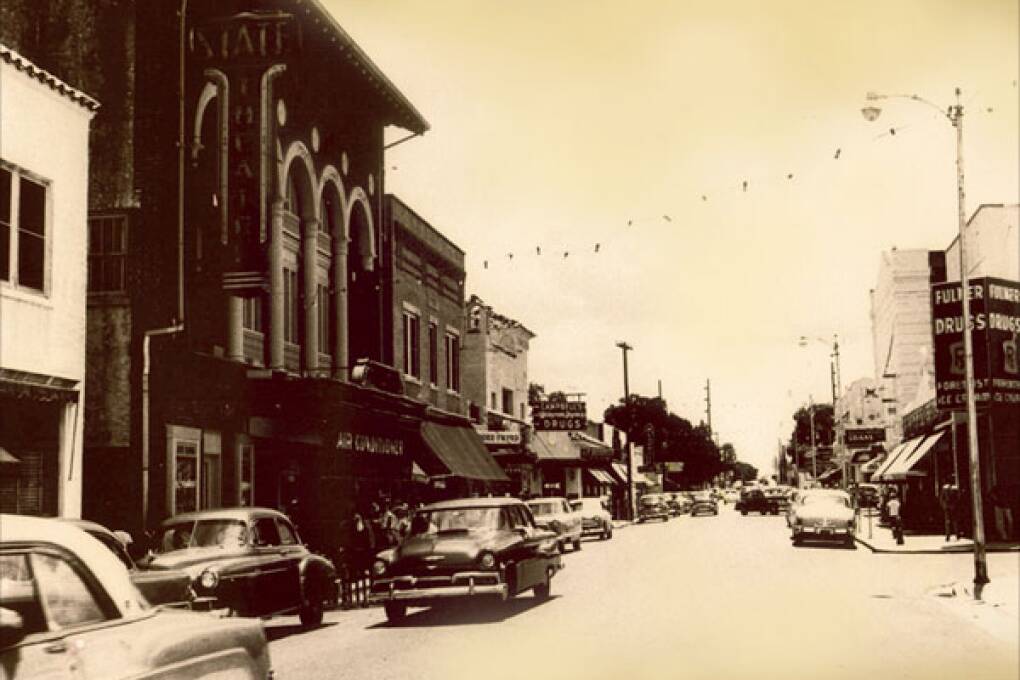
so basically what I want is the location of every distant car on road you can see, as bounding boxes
[570,497,613,540]
[736,488,779,515]
[722,489,739,504]
[61,518,201,610]
[369,498,563,622]
[790,489,856,547]
[763,486,792,513]
[0,514,273,680]
[637,493,671,522]
[690,491,719,516]
[146,507,336,627]
[527,497,584,551]
[851,483,881,509]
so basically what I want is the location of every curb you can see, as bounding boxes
[853,534,1020,555]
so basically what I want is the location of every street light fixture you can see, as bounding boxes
[861,87,988,598]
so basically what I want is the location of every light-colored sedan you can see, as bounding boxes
[570,497,613,540]
[789,489,856,547]
[526,497,584,551]
[0,514,273,679]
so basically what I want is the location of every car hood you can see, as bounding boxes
[392,529,515,568]
[146,548,253,578]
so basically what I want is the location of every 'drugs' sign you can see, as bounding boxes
[932,277,1020,409]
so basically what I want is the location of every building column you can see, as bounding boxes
[303,218,321,373]
[333,235,350,380]
[269,198,286,370]
[58,397,83,518]
[227,296,244,361]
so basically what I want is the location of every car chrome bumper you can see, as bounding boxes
[796,526,852,536]
[369,572,508,604]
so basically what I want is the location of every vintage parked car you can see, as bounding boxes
[369,498,563,622]
[790,489,856,547]
[0,514,273,679]
[146,507,336,627]
[570,497,613,540]
[637,493,670,522]
[60,518,203,610]
[736,488,779,515]
[722,489,739,504]
[851,483,881,510]
[526,497,584,551]
[689,491,719,516]
[763,486,792,513]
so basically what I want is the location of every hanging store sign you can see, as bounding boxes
[843,428,886,448]
[477,430,522,446]
[531,400,586,431]
[932,277,1020,410]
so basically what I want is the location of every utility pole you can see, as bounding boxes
[809,395,818,483]
[616,341,634,520]
[657,379,662,400]
[704,379,712,436]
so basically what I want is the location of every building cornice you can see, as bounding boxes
[0,44,100,113]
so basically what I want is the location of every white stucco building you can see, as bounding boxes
[944,203,1019,282]
[0,45,97,517]
[869,248,939,445]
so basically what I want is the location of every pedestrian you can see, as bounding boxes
[886,490,904,545]
[349,512,376,577]
[380,502,399,547]
[939,483,961,541]
[989,484,1014,542]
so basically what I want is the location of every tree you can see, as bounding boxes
[732,461,758,483]
[788,404,834,450]
[528,383,545,404]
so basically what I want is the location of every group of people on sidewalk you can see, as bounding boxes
[880,482,1015,546]
[338,500,417,579]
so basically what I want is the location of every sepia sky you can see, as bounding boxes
[327,0,1019,475]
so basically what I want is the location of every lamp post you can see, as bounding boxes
[616,341,635,520]
[862,87,988,598]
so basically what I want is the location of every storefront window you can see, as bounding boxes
[174,441,198,514]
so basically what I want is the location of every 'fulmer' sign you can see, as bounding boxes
[931,276,1020,409]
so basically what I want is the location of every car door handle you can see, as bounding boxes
[44,641,68,654]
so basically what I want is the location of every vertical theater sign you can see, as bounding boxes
[932,277,1020,409]
[189,11,302,295]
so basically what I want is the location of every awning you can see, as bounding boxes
[883,431,944,481]
[417,421,509,482]
[860,455,885,474]
[0,446,21,465]
[817,467,841,481]
[585,468,614,485]
[873,437,924,482]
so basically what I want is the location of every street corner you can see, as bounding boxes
[926,580,1020,646]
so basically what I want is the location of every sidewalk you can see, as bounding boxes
[853,511,1020,554]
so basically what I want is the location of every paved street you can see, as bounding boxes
[265,504,1019,680]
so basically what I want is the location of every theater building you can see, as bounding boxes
[3,0,504,553]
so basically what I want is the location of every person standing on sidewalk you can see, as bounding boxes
[940,483,961,542]
[989,484,1014,541]
[886,490,904,545]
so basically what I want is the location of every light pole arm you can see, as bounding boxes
[866,92,952,122]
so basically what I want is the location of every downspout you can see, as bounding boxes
[141,0,189,529]
[142,324,184,528]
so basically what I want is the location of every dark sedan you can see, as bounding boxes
[146,507,336,627]
[369,498,563,622]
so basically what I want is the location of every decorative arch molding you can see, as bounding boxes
[317,166,348,241]
[346,187,377,269]
[277,139,319,221]
[260,64,287,245]
[191,69,229,245]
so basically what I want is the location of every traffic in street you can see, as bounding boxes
[263,501,1019,680]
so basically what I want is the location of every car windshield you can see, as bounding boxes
[527,502,559,516]
[157,519,249,552]
[802,495,850,508]
[409,507,504,535]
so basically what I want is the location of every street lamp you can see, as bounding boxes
[862,88,988,598]
[616,341,635,520]
[800,335,842,487]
